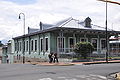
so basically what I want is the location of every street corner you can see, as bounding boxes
[107,72,120,80]
[115,73,120,80]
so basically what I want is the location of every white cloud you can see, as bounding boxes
[0,0,120,43]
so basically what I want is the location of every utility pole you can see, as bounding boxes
[97,0,120,62]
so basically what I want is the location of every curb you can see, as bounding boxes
[37,63,75,66]
[28,62,75,66]
[83,61,120,65]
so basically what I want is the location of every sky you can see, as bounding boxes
[0,0,120,44]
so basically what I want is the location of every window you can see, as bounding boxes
[40,39,43,51]
[101,39,106,49]
[26,41,28,51]
[45,38,48,51]
[23,41,25,51]
[35,40,37,51]
[31,40,34,51]
[92,39,98,51]
[15,42,17,51]
[17,42,20,51]
[58,37,64,52]
[69,38,74,48]
[19,42,22,51]
[80,38,88,42]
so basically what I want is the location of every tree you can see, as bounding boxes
[74,42,94,59]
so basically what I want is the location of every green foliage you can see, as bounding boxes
[74,42,94,59]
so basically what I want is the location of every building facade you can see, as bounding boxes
[12,17,120,63]
[2,40,14,63]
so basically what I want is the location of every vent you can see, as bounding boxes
[84,17,92,28]
[39,22,43,30]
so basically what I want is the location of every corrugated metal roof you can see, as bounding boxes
[28,17,114,33]
[13,17,119,39]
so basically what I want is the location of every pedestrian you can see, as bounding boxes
[48,52,53,63]
[53,52,59,63]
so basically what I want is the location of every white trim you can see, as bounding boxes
[57,37,65,53]
[31,39,34,52]
[18,41,22,52]
[34,39,38,52]
[68,37,76,48]
[45,37,49,52]
[25,40,29,52]
[100,38,106,50]
[40,38,43,52]
[91,38,98,51]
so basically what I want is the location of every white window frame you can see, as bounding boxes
[45,37,49,52]
[57,37,65,52]
[15,42,17,51]
[40,38,43,52]
[68,37,76,49]
[100,38,106,50]
[25,40,29,52]
[34,39,38,52]
[91,38,98,51]
[19,41,22,52]
[31,39,34,51]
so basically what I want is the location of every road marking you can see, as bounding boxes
[76,75,90,78]
[76,74,107,80]
[89,74,107,79]
[65,78,77,80]
[38,74,107,80]
[57,76,67,79]
[38,78,53,80]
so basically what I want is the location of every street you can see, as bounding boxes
[0,63,120,80]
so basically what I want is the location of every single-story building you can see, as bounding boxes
[12,17,120,63]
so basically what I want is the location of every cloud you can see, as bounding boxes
[0,0,120,43]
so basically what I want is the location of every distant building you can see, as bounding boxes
[11,17,120,63]
[2,40,14,63]
[0,47,2,60]
[109,37,120,54]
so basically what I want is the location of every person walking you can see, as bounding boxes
[48,52,53,63]
[53,52,59,63]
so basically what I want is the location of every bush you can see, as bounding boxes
[74,42,94,59]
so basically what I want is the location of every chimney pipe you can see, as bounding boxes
[40,22,42,30]
[28,27,30,34]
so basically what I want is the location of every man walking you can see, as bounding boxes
[53,53,59,63]
[48,52,53,63]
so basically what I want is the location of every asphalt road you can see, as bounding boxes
[0,63,120,80]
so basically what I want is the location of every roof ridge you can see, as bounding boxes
[59,17,73,27]
[53,17,73,27]
[92,24,114,31]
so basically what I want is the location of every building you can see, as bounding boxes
[12,17,120,63]
[0,47,2,60]
[109,37,120,54]
[2,40,14,63]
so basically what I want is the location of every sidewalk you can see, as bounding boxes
[25,60,120,66]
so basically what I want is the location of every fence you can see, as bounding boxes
[58,48,120,63]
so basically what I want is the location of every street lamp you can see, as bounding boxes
[98,0,120,62]
[98,0,120,5]
[18,13,25,64]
